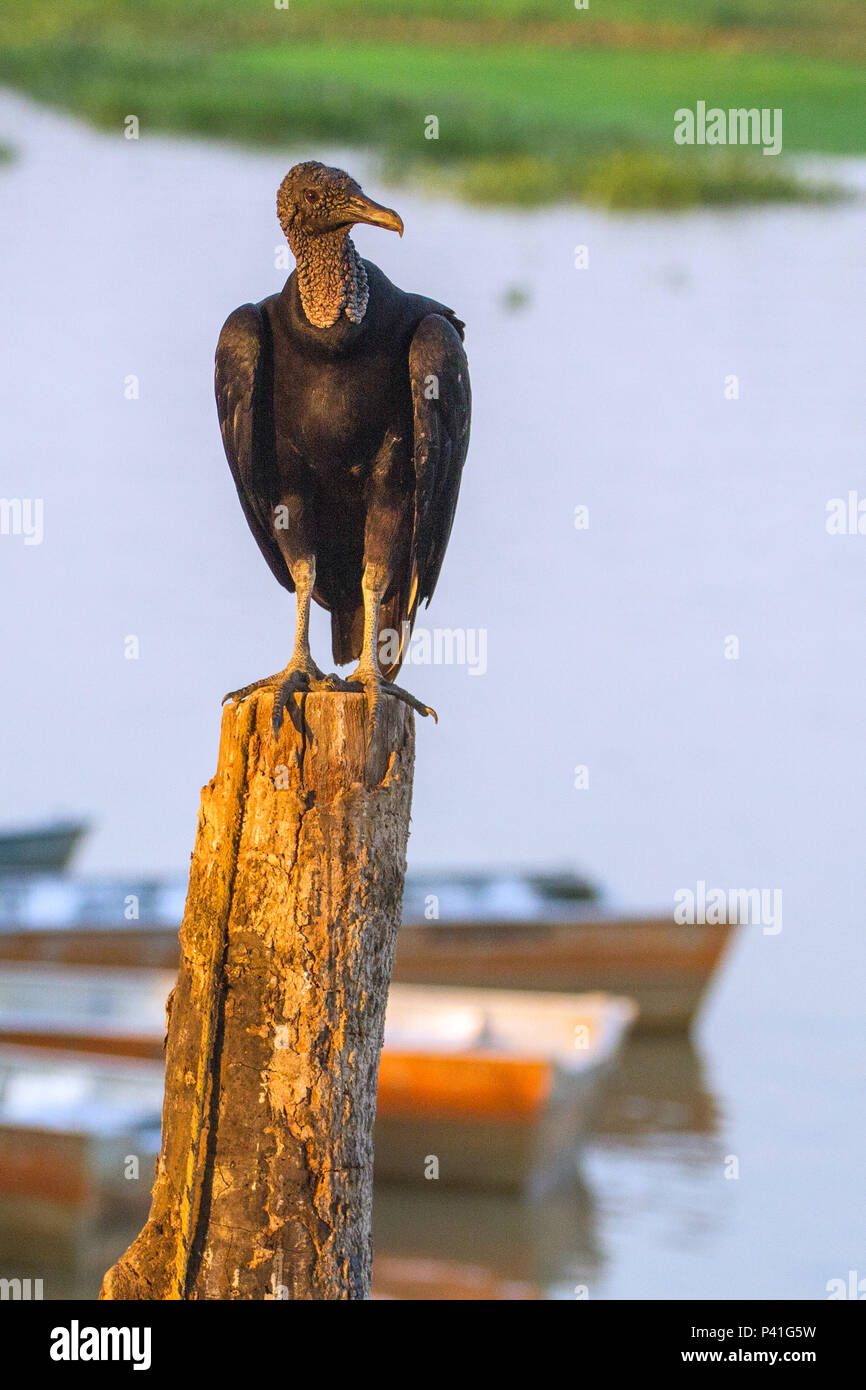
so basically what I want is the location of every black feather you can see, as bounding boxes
[215,304,293,594]
[216,260,470,673]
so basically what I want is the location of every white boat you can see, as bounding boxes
[0,969,637,1197]
[0,1045,162,1211]
[376,985,637,1195]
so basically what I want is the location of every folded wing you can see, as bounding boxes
[215,303,294,594]
[408,312,471,619]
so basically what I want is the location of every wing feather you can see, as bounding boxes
[409,313,471,614]
[215,303,293,593]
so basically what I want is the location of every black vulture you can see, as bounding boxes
[216,161,471,734]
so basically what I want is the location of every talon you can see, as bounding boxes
[365,682,381,735]
[381,680,438,722]
[222,671,285,706]
[223,663,437,731]
[272,671,311,738]
[343,666,437,728]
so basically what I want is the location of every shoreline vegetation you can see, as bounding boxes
[0,0,864,209]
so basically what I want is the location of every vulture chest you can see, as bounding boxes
[270,328,414,496]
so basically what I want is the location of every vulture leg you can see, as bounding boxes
[347,565,387,730]
[345,564,438,730]
[282,554,325,682]
[223,554,331,735]
[344,442,438,730]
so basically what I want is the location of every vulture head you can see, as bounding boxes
[277,161,403,246]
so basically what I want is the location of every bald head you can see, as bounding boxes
[277,162,403,244]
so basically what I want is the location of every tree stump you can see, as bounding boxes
[100,690,415,1301]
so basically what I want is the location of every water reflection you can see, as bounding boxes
[0,1199,147,1301]
[373,1179,599,1300]
[0,1035,724,1300]
[373,1036,724,1299]
[599,1036,720,1140]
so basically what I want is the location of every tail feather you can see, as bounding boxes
[330,582,417,681]
[330,603,364,669]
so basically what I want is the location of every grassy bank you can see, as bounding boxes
[1,0,863,208]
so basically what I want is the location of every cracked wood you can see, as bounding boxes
[100,689,414,1300]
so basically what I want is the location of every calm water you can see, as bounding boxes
[1,89,864,1299]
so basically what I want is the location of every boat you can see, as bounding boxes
[391,915,734,1033]
[0,1044,162,1211]
[0,965,172,1060]
[0,821,88,875]
[400,870,598,922]
[375,985,636,1194]
[0,869,595,930]
[0,912,733,1032]
[0,968,636,1195]
[0,926,181,972]
[0,864,732,1032]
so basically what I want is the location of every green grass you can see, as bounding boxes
[456,149,829,211]
[223,41,866,155]
[0,1,863,208]
[4,0,865,54]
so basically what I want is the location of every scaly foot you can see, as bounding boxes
[342,664,438,733]
[222,655,326,706]
[223,656,333,737]
[223,661,437,738]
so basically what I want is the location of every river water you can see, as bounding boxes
[0,89,864,1299]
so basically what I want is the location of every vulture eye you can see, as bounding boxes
[304,189,320,205]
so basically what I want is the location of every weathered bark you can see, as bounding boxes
[100,689,414,1301]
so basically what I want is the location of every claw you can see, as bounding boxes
[272,671,311,737]
[380,679,437,723]
[223,658,325,711]
[365,676,381,736]
[222,663,437,737]
[341,669,437,726]
[222,671,287,706]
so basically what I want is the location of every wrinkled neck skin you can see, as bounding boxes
[287,226,369,329]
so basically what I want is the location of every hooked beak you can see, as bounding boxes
[343,192,404,237]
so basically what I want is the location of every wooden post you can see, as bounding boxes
[100,689,414,1301]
